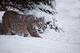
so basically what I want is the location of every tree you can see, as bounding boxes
[0,0,56,14]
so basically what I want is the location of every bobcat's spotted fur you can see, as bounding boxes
[1,11,45,38]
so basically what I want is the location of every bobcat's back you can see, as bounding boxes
[1,11,29,34]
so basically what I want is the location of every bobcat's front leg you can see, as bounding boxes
[27,28,42,38]
[24,34,28,37]
[11,32,16,35]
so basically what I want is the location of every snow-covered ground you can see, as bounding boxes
[0,0,80,53]
[0,35,80,53]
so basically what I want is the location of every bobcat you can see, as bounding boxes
[1,11,45,38]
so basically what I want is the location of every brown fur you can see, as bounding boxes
[1,11,45,38]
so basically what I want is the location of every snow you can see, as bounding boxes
[55,0,80,42]
[0,0,80,53]
[24,9,54,23]
[0,35,80,53]
[0,11,5,23]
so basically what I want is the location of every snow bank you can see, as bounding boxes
[55,0,80,42]
[0,35,80,53]
[24,9,54,23]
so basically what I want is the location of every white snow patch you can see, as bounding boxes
[0,11,5,23]
[24,9,54,23]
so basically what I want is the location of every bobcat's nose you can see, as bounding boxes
[39,26,42,29]
[40,25,44,29]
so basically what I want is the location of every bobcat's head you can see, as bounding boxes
[35,17,45,30]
